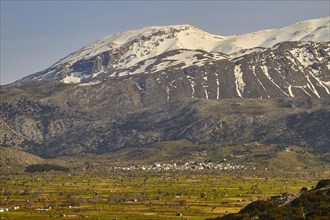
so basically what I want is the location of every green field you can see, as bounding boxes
[0,171,323,220]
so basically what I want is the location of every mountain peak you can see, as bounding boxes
[53,23,220,67]
[139,24,197,30]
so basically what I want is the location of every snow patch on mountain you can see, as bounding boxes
[62,74,82,84]
[234,65,245,97]
[214,17,329,54]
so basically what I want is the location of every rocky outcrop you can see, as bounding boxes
[0,98,93,153]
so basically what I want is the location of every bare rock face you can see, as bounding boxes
[0,117,25,147]
[0,98,92,153]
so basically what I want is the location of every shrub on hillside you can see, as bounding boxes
[315,179,330,189]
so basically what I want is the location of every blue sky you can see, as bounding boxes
[1,0,329,85]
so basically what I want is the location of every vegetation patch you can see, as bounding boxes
[25,164,69,173]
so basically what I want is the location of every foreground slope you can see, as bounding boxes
[0,147,44,174]
[211,179,330,220]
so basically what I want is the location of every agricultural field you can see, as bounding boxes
[0,171,323,220]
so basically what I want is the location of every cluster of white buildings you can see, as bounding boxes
[110,161,245,171]
[0,206,19,212]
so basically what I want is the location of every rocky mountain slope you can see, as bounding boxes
[1,17,329,159]
[1,95,329,158]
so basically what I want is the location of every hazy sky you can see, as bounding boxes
[1,1,329,85]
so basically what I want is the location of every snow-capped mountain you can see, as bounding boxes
[14,17,330,100]
[1,17,330,157]
[16,17,329,86]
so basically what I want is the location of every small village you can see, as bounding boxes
[109,161,247,172]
